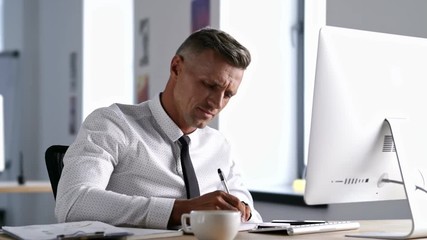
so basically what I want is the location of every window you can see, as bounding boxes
[83,0,134,119]
[304,0,326,166]
[218,0,306,192]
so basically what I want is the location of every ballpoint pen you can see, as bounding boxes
[218,168,253,221]
[217,168,230,194]
[57,231,106,240]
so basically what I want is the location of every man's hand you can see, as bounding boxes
[168,190,252,227]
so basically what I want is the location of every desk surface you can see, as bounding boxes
[0,219,416,240]
[176,219,414,240]
[0,181,52,193]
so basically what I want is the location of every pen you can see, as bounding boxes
[57,231,105,240]
[217,168,230,194]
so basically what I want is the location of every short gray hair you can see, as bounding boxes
[176,27,251,69]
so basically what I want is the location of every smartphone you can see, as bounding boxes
[249,222,290,234]
[255,222,290,229]
[271,220,326,225]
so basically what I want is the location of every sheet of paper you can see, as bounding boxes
[122,227,183,239]
[2,221,130,240]
[239,223,258,231]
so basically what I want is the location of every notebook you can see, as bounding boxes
[123,227,183,239]
[1,221,131,240]
[2,221,183,240]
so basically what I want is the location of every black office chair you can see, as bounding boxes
[45,145,69,199]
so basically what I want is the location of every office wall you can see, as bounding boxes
[327,0,427,38]
[5,0,43,225]
[1,0,83,225]
[134,0,192,100]
[0,0,22,51]
[2,0,43,225]
[36,0,83,225]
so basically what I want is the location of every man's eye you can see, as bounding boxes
[204,82,215,89]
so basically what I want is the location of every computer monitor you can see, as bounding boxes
[0,95,4,172]
[304,26,427,238]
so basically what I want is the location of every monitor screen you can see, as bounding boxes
[304,26,427,206]
[0,95,4,172]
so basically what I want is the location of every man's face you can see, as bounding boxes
[171,49,244,133]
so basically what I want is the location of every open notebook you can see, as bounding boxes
[2,221,182,240]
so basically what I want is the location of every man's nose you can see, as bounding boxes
[207,91,224,109]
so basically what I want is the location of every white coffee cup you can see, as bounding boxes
[181,210,240,240]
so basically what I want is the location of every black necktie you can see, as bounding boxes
[179,136,200,199]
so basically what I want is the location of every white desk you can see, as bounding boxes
[0,220,419,239]
[0,181,51,193]
[175,219,415,240]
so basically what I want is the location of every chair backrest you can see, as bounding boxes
[45,145,69,199]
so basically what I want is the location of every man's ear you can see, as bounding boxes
[170,55,183,78]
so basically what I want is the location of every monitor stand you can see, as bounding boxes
[347,118,427,239]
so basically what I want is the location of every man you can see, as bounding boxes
[55,27,262,229]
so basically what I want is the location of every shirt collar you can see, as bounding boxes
[149,93,199,142]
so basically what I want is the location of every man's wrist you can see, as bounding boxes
[168,199,187,228]
[241,201,252,220]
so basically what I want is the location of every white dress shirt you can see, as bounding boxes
[55,94,262,229]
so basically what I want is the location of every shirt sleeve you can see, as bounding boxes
[226,159,263,223]
[55,107,174,229]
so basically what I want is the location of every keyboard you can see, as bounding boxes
[249,221,360,236]
[286,221,360,235]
